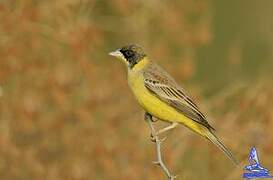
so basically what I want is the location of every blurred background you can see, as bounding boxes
[0,0,273,179]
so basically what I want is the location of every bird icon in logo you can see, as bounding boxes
[243,147,272,179]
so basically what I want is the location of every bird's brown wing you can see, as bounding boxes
[143,64,214,130]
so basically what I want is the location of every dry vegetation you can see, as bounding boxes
[0,0,273,179]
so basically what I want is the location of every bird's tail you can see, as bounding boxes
[205,130,239,166]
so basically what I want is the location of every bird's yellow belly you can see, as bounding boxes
[138,89,182,122]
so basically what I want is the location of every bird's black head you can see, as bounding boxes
[109,44,146,68]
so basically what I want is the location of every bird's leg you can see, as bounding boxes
[152,122,178,138]
[144,113,162,142]
[144,112,158,122]
[144,112,153,122]
[144,112,178,141]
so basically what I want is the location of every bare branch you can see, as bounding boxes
[145,113,176,180]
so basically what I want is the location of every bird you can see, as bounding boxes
[109,44,238,165]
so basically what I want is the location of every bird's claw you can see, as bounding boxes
[150,133,167,143]
[150,133,156,142]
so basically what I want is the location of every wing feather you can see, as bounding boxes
[144,70,214,130]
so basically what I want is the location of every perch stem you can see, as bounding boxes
[145,113,176,180]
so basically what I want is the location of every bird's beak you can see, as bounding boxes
[109,49,123,58]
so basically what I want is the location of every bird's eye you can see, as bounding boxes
[124,50,134,58]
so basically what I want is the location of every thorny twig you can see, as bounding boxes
[145,113,176,180]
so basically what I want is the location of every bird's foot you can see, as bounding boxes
[150,133,167,143]
[150,133,156,142]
